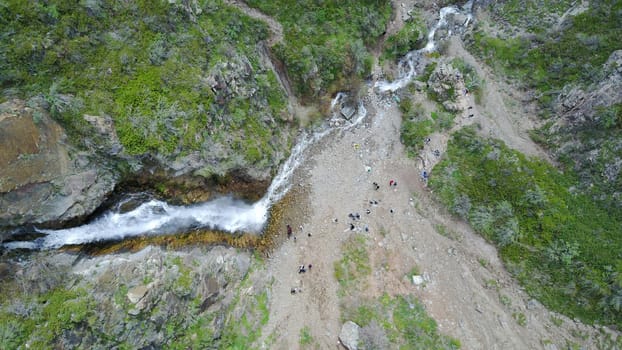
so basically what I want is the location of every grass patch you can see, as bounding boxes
[0,286,96,349]
[512,312,527,326]
[469,1,622,107]
[342,294,460,349]
[299,326,313,346]
[434,223,461,241]
[489,0,575,34]
[542,103,622,211]
[399,100,456,156]
[334,235,371,295]
[431,111,456,131]
[219,257,270,349]
[399,101,433,155]
[451,57,484,104]
[429,127,622,326]
[246,0,392,99]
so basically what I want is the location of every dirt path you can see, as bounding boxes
[445,37,553,162]
[223,0,283,46]
[225,0,321,124]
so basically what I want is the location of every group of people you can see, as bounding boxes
[286,223,314,295]
[286,178,400,295]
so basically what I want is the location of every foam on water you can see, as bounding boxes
[3,98,367,250]
[375,1,473,93]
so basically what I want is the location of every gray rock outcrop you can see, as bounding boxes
[542,50,622,206]
[0,99,117,237]
[339,320,361,350]
[555,50,622,126]
[0,245,256,348]
[427,62,466,109]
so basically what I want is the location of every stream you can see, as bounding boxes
[4,104,367,250]
[3,1,473,250]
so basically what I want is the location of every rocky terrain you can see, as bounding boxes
[0,99,117,233]
[0,0,297,234]
[1,0,621,349]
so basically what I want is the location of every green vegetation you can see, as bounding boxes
[334,235,371,295]
[469,1,622,108]
[429,127,622,326]
[450,58,484,104]
[0,0,288,165]
[220,257,270,349]
[399,100,433,155]
[513,311,527,327]
[490,0,574,34]
[299,326,313,346]
[246,0,392,98]
[431,110,456,131]
[171,256,193,296]
[418,61,438,83]
[534,102,622,211]
[342,294,460,349]
[382,15,427,62]
[0,287,96,349]
[399,100,456,156]
[434,223,461,241]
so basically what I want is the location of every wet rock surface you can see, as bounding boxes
[0,99,117,237]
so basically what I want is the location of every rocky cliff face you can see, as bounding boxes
[545,50,622,206]
[0,99,117,237]
[0,0,297,238]
[555,50,622,127]
[0,245,264,349]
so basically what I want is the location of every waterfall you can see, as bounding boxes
[3,0,474,251]
[375,1,473,93]
[3,97,366,250]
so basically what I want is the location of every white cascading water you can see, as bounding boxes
[4,0,472,250]
[375,1,473,93]
[3,99,367,250]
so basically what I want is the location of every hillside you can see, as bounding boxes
[1,0,621,349]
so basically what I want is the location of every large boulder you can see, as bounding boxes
[0,99,117,236]
[427,62,466,104]
[339,321,361,350]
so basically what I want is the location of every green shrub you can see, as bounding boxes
[429,127,622,326]
[400,107,455,156]
[0,0,288,160]
[469,1,622,104]
[431,111,455,131]
[334,235,371,295]
[246,0,392,98]
[383,16,426,62]
[0,287,96,349]
[299,326,313,345]
[451,58,484,104]
[401,118,434,156]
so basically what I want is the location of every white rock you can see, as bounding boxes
[339,321,361,350]
[412,275,425,285]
